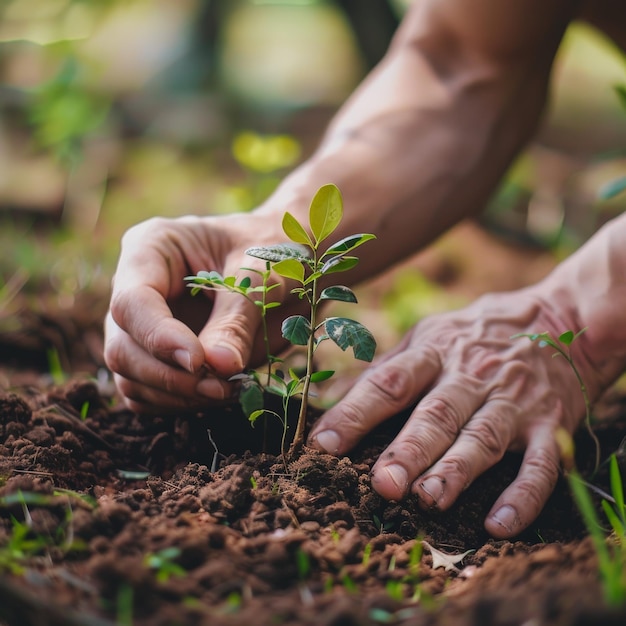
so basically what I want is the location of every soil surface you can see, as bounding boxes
[1,263,626,626]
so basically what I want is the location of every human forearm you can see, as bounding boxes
[254,0,573,283]
[537,211,626,393]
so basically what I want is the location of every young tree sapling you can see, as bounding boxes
[185,183,377,458]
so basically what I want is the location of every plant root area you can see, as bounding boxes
[1,294,626,626]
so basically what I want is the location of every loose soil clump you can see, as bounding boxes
[1,296,626,626]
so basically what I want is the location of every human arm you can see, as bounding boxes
[105,0,576,411]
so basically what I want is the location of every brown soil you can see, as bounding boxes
[1,280,626,626]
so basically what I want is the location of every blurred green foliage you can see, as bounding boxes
[28,55,110,165]
[0,1,625,330]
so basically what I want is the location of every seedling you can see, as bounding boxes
[515,329,626,604]
[144,547,187,583]
[513,329,600,472]
[186,183,377,458]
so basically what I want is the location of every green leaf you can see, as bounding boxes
[238,276,251,289]
[558,330,575,346]
[249,409,266,425]
[266,384,288,397]
[272,259,305,282]
[240,383,264,418]
[602,500,624,538]
[310,369,335,383]
[116,470,151,480]
[599,176,626,200]
[324,317,376,362]
[265,301,281,309]
[321,256,359,275]
[282,212,313,247]
[197,270,223,281]
[323,233,375,257]
[286,379,300,395]
[303,271,322,286]
[320,286,357,303]
[282,315,311,346]
[309,183,343,244]
[246,244,309,263]
[609,454,625,519]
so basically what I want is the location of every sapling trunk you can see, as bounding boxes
[289,265,319,456]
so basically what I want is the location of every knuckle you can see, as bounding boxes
[103,333,124,374]
[438,454,473,485]
[509,478,546,512]
[387,433,434,466]
[365,364,416,410]
[463,418,508,460]
[108,288,133,329]
[154,367,183,395]
[418,396,463,438]
[524,446,560,483]
[333,400,372,438]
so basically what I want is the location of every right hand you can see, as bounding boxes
[104,212,293,413]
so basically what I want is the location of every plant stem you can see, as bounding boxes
[559,347,601,474]
[289,256,319,456]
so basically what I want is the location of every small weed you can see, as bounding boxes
[0,489,91,574]
[340,572,357,593]
[373,513,394,535]
[79,401,90,420]
[560,436,626,605]
[385,579,404,602]
[116,583,134,626]
[516,328,626,604]
[514,328,600,471]
[295,547,311,581]
[361,541,373,567]
[144,547,187,583]
[46,347,66,385]
[0,516,48,575]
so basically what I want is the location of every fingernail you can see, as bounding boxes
[210,345,243,372]
[173,349,194,373]
[418,475,445,507]
[380,464,409,493]
[196,377,226,400]
[489,505,519,534]
[313,430,341,454]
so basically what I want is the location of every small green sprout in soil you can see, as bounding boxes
[186,183,377,459]
[515,328,626,605]
[144,547,187,583]
[0,490,89,574]
[513,328,600,471]
[558,433,626,605]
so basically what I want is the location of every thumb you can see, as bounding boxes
[197,288,262,378]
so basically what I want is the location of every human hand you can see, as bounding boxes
[104,213,293,413]
[308,288,616,538]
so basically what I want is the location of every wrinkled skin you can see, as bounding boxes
[105,0,626,538]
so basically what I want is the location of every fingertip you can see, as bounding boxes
[309,430,342,455]
[485,504,523,539]
[204,344,245,378]
[371,463,409,501]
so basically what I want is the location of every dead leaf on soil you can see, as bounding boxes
[422,540,474,573]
